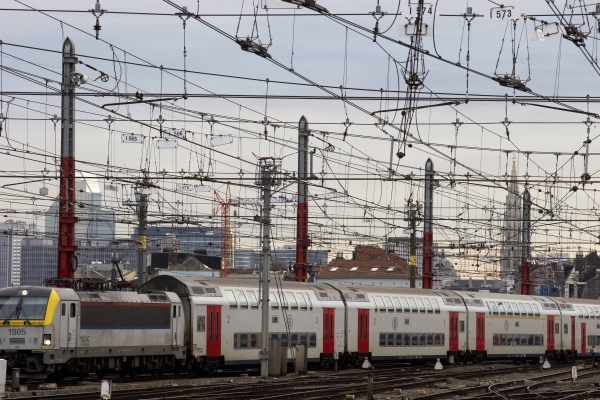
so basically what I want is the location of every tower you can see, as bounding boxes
[500,153,521,292]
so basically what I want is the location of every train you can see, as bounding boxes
[1,274,599,380]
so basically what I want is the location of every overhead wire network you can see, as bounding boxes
[0,0,600,290]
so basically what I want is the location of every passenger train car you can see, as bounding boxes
[2,275,600,380]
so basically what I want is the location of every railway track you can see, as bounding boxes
[8,362,569,400]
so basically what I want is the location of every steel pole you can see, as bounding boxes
[409,203,416,288]
[296,116,310,282]
[423,158,434,289]
[137,193,148,286]
[260,164,273,377]
[57,37,78,280]
[521,189,531,295]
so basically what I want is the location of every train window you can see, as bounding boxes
[305,293,313,310]
[61,303,66,316]
[384,296,394,311]
[392,297,402,312]
[493,334,499,345]
[400,297,410,312]
[379,334,386,346]
[419,334,426,346]
[524,303,533,316]
[269,292,279,309]
[555,323,560,334]
[427,334,433,346]
[280,293,289,309]
[297,293,307,309]
[387,334,394,346]
[374,296,385,311]
[309,333,317,347]
[197,316,206,332]
[407,297,418,313]
[240,334,248,348]
[415,298,426,314]
[281,334,288,346]
[511,303,521,316]
[512,335,519,345]
[441,334,445,345]
[411,334,418,346]
[251,333,258,348]
[285,292,298,308]
[405,318,410,325]
[521,334,527,345]
[582,307,590,318]
[234,333,238,348]
[291,334,298,346]
[179,306,181,317]
[300,333,307,345]
[532,304,540,317]
[435,334,441,345]
[404,334,410,346]
[500,335,507,346]
[528,335,533,345]
[225,290,237,308]
[272,316,279,323]
[432,299,440,314]
[497,303,506,316]
[236,291,248,308]
[247,291,259,308]
[395,334,403,346]
[173,305,177,318]
[488,302,498,316]
[286,293,298,309]
[70,303,76,318]
[423,298,433,314]
[459,320,465,333]
[588,336,594,346]
[534,335,541,346]
[517,303,527,316]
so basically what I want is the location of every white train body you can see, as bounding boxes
[4,275,600,380]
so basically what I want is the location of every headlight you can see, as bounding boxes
[43,334,52,346]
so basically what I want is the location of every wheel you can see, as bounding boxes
[95,367,106,379]
[150,369,161,378]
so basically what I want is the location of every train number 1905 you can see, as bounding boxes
[8,328,26,335]
[79,336,90,347]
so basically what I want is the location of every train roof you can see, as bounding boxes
[0,286,79,301]
[142,274,340,297]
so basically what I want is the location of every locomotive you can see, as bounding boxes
[1,274,599,380]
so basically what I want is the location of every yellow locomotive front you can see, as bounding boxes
[0,286,63,379]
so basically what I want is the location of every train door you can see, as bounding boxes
[67,302,77,349]
[571,316,576,352]
[206,305,221,357]
[357,309,369,354]
[475,313,485,352]
[581,323,586,356]
[449,312,459,352]
[323,308,335,354]
[172,304,180,347]
[547,316,555,351]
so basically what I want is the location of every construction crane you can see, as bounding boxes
[214,182,238,277]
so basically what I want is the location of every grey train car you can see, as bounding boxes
[0,286,184,380]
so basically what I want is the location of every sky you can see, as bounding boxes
[0,0,599,278]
